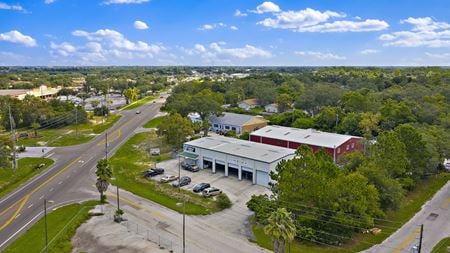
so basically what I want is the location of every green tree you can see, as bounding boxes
[31,122,40,137]
[95,159,112,204]
[276,93,293,113]
[0,135,12,168]
[264,208,296,253]
[359,112,380,139]
[124,87,140,104]
[371,131,408,178]
[342,91,367,112]
[189,89,224,136]
[158,113,194,148]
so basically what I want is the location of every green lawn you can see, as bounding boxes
[432,237,450,253]
[109,131,223,215]
[251,173,450,253]
[143,115,166,129]
[4,201,98,253]
[121,95,156,110]
[0,157,54,199]
[16,114,121,147]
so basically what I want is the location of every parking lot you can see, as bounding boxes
[151,158,270,237]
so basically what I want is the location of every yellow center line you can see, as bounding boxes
[0,195,30,231]
[393,227,420,253]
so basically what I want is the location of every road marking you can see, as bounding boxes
[105,192,146,211]
[39,195,44,200]
[27,204,33,209]
[58,181,62,185]
[45,152,54,158]
[0,195,29,231]
[0,210,44,249]
[441,197,450,208]
[66,175,70,179]
[392,227,420,253]
[49,188,54,192]
[14,213,20,220]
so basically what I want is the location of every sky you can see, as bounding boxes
[0,0,449,66]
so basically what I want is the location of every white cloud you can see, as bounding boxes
[45,0,55,4]
[0,30,37,47]
[0,2,24,11]
[360,49,379,54]
[425,52,450,59]
[295,51,346,60]
[182,42,272,63]
[103,0,149,5]
[252,1,281,14]
[256,5,388,33]
[230,26,239,31]
[134,20,149,30]
[50,42,77,56]
[198,23,227,31]
[379,17,450,48]
[234,9,247,17]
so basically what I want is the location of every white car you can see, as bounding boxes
[160,175,178,183]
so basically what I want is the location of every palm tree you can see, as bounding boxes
[264,208,297,253]
[95,159,112,203]
[124,87,140,104]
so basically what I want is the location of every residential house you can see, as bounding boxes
[209,112,267,135]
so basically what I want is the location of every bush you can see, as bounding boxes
[216,193,232,209]
[247,194,276,224]
[94,105,109,116]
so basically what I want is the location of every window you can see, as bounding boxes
[351,143,355,149]
[231,127,236,131]
[337,148,340,153]
[346,145,349,150]
[225,126,230,130]
[213,124,218,128]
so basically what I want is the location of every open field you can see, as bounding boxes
[4,200,98,253]
[15,114,121,147]
[0,157,54,199]
[143,115,166,128]
[432,237,450,253]
[251,173,450,253]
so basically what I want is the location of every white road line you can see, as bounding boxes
[45,152,55,158]
[27,204,33,209]
[0,211,44,249]
[66,175,70,178]
[14,213,21,220]
[49,188,54,192]
[39,195,44,200]
[58,181,62,185]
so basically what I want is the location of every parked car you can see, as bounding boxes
[160,175,178,183]
[171,176,191,188]
[202,187,222,197]
[144,168,164,178]
[135,110,141,114]
[193,183,210,193]
[181,162,199,172]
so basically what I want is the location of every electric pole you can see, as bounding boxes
[418,224,423,253]
[75,108,78,137]
[9,105,17,171]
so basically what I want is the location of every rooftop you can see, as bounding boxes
[209,112,266,127]
[251,125,361,149]
[240,98,259,106]
[184,136,295,163]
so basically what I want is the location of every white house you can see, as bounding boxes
[238,98,259,111]
[264,103,279,113]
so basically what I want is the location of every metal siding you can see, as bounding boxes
[256,170,269,187]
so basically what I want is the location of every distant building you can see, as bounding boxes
[209,112,267,135]
[250,125,363,162]
[188,112,202,123]
[264,103,279,113]
[238,98,259,111]
[0,85,61,100]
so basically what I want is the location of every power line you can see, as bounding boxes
[296,235,355,252]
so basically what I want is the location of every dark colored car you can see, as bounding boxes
[144,168,164,177]
[171,176,191,188]
[181,162,199,172]
[193,183,211,193]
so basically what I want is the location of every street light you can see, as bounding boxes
[44,199,54,253]
[176,201,186,253]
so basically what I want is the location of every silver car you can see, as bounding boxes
[202,187,222,197]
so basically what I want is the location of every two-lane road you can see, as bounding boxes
[0,98,164,250]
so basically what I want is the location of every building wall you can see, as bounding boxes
[241,121,268,133]
[335,137,363,161]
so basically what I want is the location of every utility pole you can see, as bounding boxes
[182,199,185,253]
[9,105,17,171]
[418,224,423,253]
[75,108,78,137]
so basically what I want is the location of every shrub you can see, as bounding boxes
[216,193,232,209]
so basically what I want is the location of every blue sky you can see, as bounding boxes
[0,0,449,66]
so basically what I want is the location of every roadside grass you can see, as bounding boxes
[4,200,98,253]
[0,158,54,199]
[121,95,156,111]
[431,237,450,253]
[16,114,121,147]
[109,131,223,215]
[251,173,450,253]
[143,115,166,129]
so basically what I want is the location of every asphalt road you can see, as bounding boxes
[363,180,450,253]
[0,97,165,250]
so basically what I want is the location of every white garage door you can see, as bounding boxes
[256,170,269,187]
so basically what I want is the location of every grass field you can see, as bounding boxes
[121,95,156,110]
[109,131,222,215]
[16,114,121,147]
[432,237,450,253]
[143,115,166,128]
[251,173,450,253]
[0,157,54,199]
[4,201,98,253]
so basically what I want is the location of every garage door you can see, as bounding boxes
[256,170,269,187]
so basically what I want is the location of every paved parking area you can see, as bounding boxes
[153,158,270,238]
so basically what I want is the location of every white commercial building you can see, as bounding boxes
[181,136,295,187]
